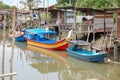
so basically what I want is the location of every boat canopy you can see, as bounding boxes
[70,40,90,46]
[25,28,57,34]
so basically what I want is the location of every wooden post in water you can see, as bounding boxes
[38,10,41,27]
[0,39,17,78]
[0,10,17,79]
[1,12,6,80]
[10,9,16,80]
[30,10,33,28]
[92,11,96,44]
[86,21,92,42]
[8,14,10,35]
[114,40,118,61]
[46,0,49,29]
[57,11,61,40]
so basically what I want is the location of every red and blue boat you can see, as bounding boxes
[24,29,72,50]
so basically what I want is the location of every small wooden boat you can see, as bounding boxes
[15,34,26,42]
[9,29,26,42]
[25,29,72,50]
[66,40,107,62]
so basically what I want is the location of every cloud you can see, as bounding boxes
[3,0,20,6]
[2,0,57,7]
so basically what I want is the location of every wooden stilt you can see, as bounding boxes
[9,9,16,80]
[86,21,92,42]
[1,11,7,80]
[114,40,118,61]
[57,11,61,40]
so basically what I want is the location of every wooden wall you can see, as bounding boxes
[93,14,114,32]
[117,11,120,38]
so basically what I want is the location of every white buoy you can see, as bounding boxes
[66,29,73,39]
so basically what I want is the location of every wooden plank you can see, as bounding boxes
[0,72,17,78]
[95,15,113,18]
[93,15,114,32]
[70,40,90,46]
[92,46,102,51]
[94,28,112,33]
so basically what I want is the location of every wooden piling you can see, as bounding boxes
[1,11,7,80]
[57,11,61,40]
[10,9,16,80]
[114,40,118,61]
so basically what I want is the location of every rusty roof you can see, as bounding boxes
[56,6,104,12]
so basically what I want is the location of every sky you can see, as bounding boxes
[2,0,57,8]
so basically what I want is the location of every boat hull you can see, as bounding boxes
[66,48,107,62]
[15,35,26,42]
[27,39,68,51]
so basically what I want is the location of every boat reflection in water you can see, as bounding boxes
[68,56,120,80]
[26,45,120,80]
[0,26,17,80]
[26,45,101,80]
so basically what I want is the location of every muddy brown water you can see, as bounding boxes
[0,35,120,80]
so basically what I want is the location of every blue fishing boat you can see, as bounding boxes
[15,28,51,42]
[66,40,107,62]
[9,29,26,42]
[15,34,26,42]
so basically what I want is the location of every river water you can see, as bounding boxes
[0,33,120,80]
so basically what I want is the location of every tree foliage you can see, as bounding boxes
[57,0,77,6]
[0,1,15,9]
[76,0,114,9]
[27,0,34,9]
[57,0,120,9]
[0,1,11,9]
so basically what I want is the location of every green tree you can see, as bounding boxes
[76,0,114,9]
[57,0,120,9]
[26,0,42,9]
[114,0,120,7]
[57,0,77,6]
[27,0,34,10]
[0,1,11,9]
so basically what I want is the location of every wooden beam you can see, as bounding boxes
[0,72,17,78]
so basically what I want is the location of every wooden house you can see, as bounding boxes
[31,6,116,41]
[56,6,114,34]
[104,8,120,39]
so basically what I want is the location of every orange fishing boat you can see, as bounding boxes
[25,29,72,51]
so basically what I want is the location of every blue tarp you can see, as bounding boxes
[26,28,57,34]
